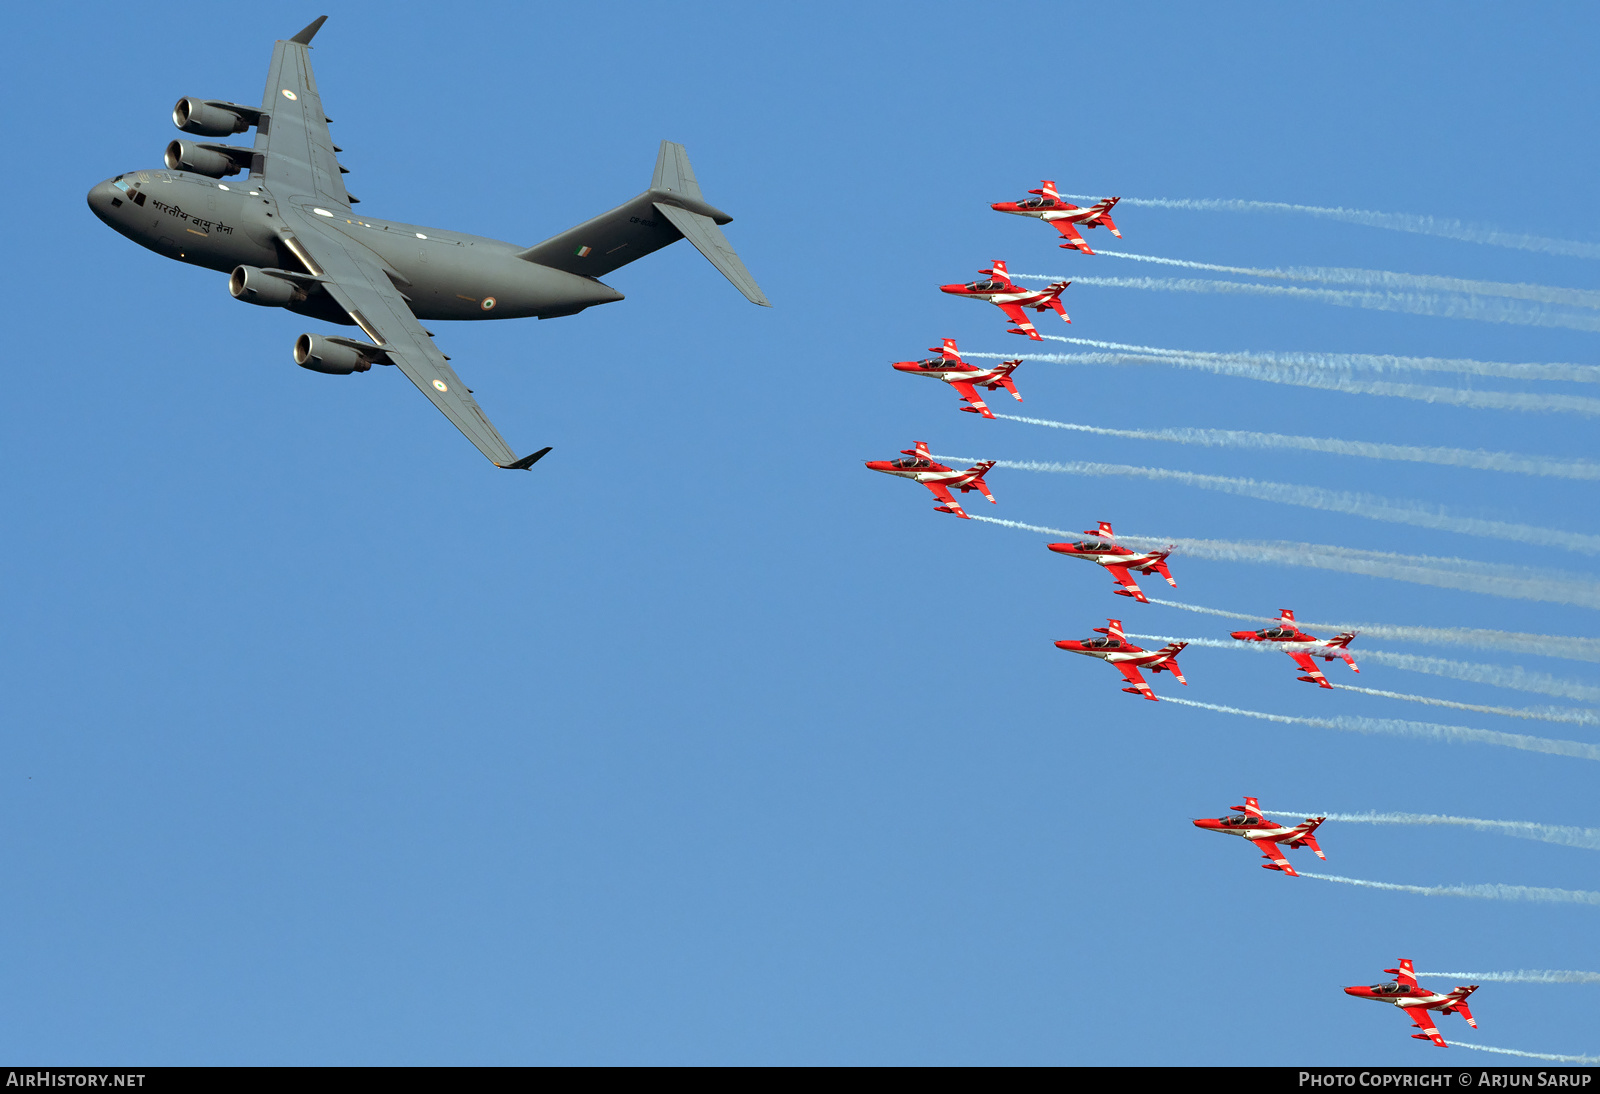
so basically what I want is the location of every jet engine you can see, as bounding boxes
[294,333,373,375]
[164,139,247,178]
[172,97,250,137]
[229,266,303,307]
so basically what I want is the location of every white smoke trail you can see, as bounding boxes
[1302,871,1600,906]
[1041,334,1600,384]
[1122,632,1600,711]
[993,412,1600,481]
[1260,810,1600,852]
[1145,598,1600,666]
[969,517,1600,609]
[1418,970,1600,984]
[1012,273,1600,333]
[1159,695,1600,761]
[1446,1041,1600,1062]
[1053,193,1600,260]
[1088,250,1600,310]
[942,455,1600,555]
[966,348,1600,416]
[1327,683,1600,727]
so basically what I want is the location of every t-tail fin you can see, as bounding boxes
[516,140,769,306]
[1385,960,1419,988]
[935,338,963,361]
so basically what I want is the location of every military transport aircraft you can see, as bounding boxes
[86,17,768,469]
[939,261,1070,340]
[1230,610,1359,688]
[1345,960,1479,1048]
[1054,619,1186,701]
[890,339,1023,419]
[1046,521,1176,603]
[991,182,1122,254]
[864,442,996,519]
[1191,795,1326,877]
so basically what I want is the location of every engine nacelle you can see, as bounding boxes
[172,97,248,137]
[164,139,243,178]
[229,266,302,307]
[294,333,373,375]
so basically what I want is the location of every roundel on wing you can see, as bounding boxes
[432,380,449,392]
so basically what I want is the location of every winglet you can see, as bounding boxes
[290,16,328,44]
[497,446,553,471]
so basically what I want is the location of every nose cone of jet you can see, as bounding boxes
[864,460,894,473]
[1343,986,1367,997]
[1191,818,1220,830]
[1046,542,1074,554]
[891,361,919,373]
[1054,639,1082,651]
[938,283,965,295]
[1229,629,1255,640]
[86,179,122,225]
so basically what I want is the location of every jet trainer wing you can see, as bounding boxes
[922,480,969,519]
[1406,1007,1447,1048]
[1101,563,1148,603]
[1050,220,1094,254]
[1289,651,1332,688]
[1114,662,1156,700]
[1256,841,1299,876]
[255,18,351,207]
[277,210,546,468]
[947,380,993,418]
[997,302,1041,340]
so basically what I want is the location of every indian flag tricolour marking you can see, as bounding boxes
[574,245,592,257]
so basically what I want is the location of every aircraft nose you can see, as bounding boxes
[86,179,120,223]
[864,460,892,472]
[891,362,917,373]
[1053,640,1077,651]
[1229,630,1254,640]
[1343,986,1364,996]
[1046,542,1072,554]
[938,283,963,294]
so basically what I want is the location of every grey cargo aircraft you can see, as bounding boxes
[87,16,768,469]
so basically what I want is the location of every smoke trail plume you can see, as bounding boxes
[1146,598,1600,666]
[1012,273,1600,333]
[1446,1042,1600,1062]
[1052,193,1600,260]
[1326,683,1600,727]
[1040,334,1600,384]
[1302,872,1600,905]
[965,347,1600,415]
[969,517,1600,609]
[1159,695,1600,761]
[994,412,1600,480]
[941,454,1600,555]
[1260,810,1600,852]
[1122,632,1600,708]
[1089,250,1600,310]
[1418,970,1600,984]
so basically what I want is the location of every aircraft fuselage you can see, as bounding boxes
[87,168,624,327]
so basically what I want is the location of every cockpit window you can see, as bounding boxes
[966,280,1003,292]
[1259,627,1296,640]
[113,180,131,192]
[1083,638,1122,649]
[891,457,931,469]
[1077,540,1112,551]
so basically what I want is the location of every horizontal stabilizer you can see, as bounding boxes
[653,202,770,307]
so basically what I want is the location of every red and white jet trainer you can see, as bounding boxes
[1046,521,1176,603]
[939,260,1070,341]
[1231,609,1359,689]
[891,338,1023,419]
[1191,795,1326,877]
[1345,959,1479,1048]
[865,441,996,520]
[991,182,1122,254]
[1054,618,1186,701]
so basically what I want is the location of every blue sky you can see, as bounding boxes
[5,0,1597,1064]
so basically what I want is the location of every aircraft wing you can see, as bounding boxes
[276,209,547,468]
[922,480,969,519]
[1102,563,1148,603]
[1406,1007,1447,1048]
[1050,219,1094,254]
[1256,840,1298,877]
[1114,661,1156,700]
[947,380,993,418]
[1289,650,1332,688]
[256,18,352,207]
[997,302,1041,340]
